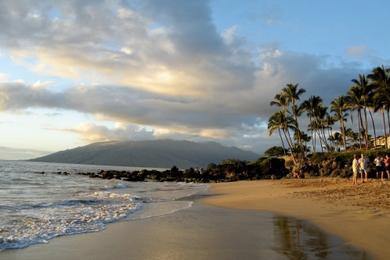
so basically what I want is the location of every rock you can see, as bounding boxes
[330,169,341,177]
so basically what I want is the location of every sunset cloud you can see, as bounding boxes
[0,0,378,153]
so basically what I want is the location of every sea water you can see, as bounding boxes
[0,160,208,250]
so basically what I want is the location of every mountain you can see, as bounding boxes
[31,139,259,168]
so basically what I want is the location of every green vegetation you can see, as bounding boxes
[264,146,287,157]
[268,65,390,168]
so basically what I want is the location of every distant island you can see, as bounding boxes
[31,139,259,168]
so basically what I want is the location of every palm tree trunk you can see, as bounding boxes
[357,110,362,149]
[308,116,315,153]
[368,110,376,148]
[387,108,390,148]
[311,130,315,153]
[286,129,295,151]
[329,127,335,150]
[359,109,365,148]
[350,112,355,147]
[282,129,296,163]
[278,129,287,155]
[340,118,347,150]
[322,127,330,151]
[282,129,293,150]
[292,101,303,155]
[363,107,369,149]
[383,110,388,149]
[318,131,324,152]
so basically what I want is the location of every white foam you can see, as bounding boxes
[0,161,209,251]
[0,191,140,250]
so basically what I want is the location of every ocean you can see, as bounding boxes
[0,160,208,250]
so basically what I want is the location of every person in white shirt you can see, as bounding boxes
[352,155,359,185]
[359,154,368,183]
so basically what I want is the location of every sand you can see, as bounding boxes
[1,179,380,260]
[204,179,390,259]
[0,196,368,260]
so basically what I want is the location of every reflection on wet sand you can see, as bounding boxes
[273,216,370,260]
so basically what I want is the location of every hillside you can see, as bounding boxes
[31,139,259,168]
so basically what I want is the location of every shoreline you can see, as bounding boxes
[0,202,367,260]
[0,179,371,260]
[203,179,390,259]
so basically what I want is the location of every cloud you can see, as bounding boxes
[0,48,364,153]
[0,0,255,97]
[59,123,154,142]
[346,45,369,58]
[0,73,8,82]
[0,81,253,134]
[0,146,50,160]
[0,1,368,152]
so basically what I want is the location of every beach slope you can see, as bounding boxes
[204,179,390,259]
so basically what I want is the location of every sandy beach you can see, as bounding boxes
[204,179,390,259]
[1,178,375,260]
[0,202,367,260]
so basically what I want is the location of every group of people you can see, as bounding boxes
[352,154,390,185]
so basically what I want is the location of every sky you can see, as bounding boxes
[0,0,390,159]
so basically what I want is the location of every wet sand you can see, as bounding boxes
[204,179,390,259]
[0,203,367,260]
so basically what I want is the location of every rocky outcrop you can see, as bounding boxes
[48,157,288,183]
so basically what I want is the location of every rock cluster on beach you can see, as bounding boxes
[295,151,387,178]
[41,157,288,183]
[296,159,352,178]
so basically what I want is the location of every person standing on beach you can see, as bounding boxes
[352,155,359,185]
[359,154,368,183]
[374,156,384,180]
[384,155,390,181]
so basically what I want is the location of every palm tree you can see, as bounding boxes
[373,91,390,148]
[330,96,348,150]
[345,128,359,148]
[301,96,322,152]
[270,93,289,113]
[369,65,390,148]
[316,105,331,151]
[367,91,377,147]
[270,94,290,154]
[347,84,365,149]
[281,83,306,153]
[350,74,372,149]
[268,112,287,155]
[268,111,297,162]
[324,113,336,146]
[329,132,343,150]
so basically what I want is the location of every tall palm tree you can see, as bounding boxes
[367,91,377,147]
[330,96,348,150]
[324,113,336,145]
[369,65,390,148]
[268,112,287,155]
[268,111,297,162]
[345,128,358,148]
[350,74,372,149]
[270,94,290,154]
[316,105,331,151]
[281,83,306,153]
[270,93,289,113]
[301,96,322,152]
[347,84,365,149]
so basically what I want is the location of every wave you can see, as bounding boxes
[0,161,209,251]
[0,191,140,250]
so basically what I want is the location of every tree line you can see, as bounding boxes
[268,65,390,164]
